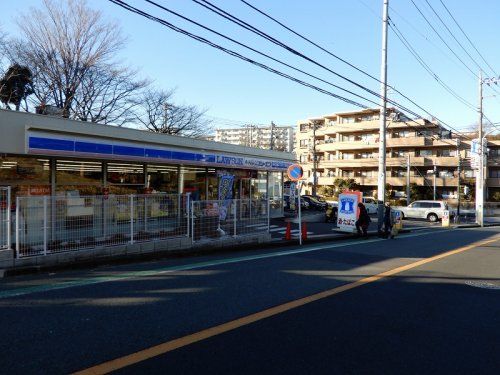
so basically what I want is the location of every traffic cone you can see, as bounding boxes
[301,222,308,241]
[284,222,291,240]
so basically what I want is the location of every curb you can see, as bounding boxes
[0,224,477,278]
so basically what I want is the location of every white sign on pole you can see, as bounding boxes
[442,210,450,227]
[470,139,480,170]
[337,191,362,233]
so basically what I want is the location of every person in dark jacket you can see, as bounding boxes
[356,202,371,237]
[383,203,393,239]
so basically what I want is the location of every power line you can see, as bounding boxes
[386,2,476,80]
[194,0,478,143]
[108,0,370,110]
[389,19,477,111]
[422,0,500,102]
[438,0,498,77]
[423,0,485,75]
[142,0,381,108]
[110,0,490,153]
[409,0,478,79]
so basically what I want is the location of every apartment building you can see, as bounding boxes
[215,125,295,153]
[296,108,500,201]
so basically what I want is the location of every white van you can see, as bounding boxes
[362,197,378,214]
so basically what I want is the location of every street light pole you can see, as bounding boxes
[377,0,389,232]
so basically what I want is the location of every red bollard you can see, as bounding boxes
[301,222,308,240]
[284,222,292,240]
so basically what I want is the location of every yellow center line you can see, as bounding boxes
[73,236,499,375]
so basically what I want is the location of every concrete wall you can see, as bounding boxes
[0,233,272,273]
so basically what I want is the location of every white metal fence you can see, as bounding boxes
[191,199,269,243]
[15,194,190,257]
[14,194,270,257]
[0,187,11,250]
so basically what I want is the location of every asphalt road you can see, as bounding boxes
[1,227,499,374]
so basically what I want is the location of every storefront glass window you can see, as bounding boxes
[207,168,218,200]
[107,163,145,195]
[180,167,206,200]
[268,172,283,217]
[55,160,102,196]
[0,156,50,199]
[147,164,178,194]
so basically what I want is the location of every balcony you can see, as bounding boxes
[349,176,458,187]
[333,120,430,133]
[409,156,459,167]
[317,141,378,152]
[387,137,430,147]
[486,178,500,187]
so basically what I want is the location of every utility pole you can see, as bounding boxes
[433,163,437,200]
[312,121,318,196]
[406,154,411,206]
[377,0,389,232]
[456,138,461,223]
[477,71,484,227]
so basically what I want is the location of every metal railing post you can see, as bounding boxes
[43,196,48,255]
[6,187,11,250]
[267,196,271,233]
[15,197,19,257]
[178,194,182,223]
[144,195,148,232]
[130,195,134,244]
[233,200,237,237]
[190,200,195,245]
[186,193,191,238]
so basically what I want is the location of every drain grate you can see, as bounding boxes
[465,280,500,290]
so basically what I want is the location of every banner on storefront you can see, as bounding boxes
[218,174,234,220]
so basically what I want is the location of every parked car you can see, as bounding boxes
[301,195,328,211]
[393,200,455,222]
[328,197,377,214]
[362,197,378,214]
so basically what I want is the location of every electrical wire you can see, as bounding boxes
[423,0,484,74]
[389,19,477,111]
[193,0,480,144]
[409,0,478,79]
[142,0,381,108]
[438,0,498,77]
[111,0,491,154]
[108,0,370,110]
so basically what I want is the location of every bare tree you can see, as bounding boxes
[72,65,149,126]
[7,0,125,117]
[134,88,213,138]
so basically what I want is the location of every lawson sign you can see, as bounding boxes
[26,133,291,171]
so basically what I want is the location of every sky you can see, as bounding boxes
[1,0,500,132]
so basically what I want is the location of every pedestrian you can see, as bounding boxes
[383,203,394,239]
[355,202,371,238]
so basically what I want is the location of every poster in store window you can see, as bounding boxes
[337,191,362,233]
